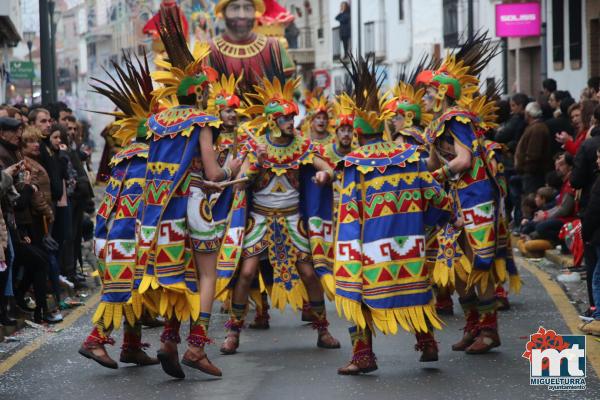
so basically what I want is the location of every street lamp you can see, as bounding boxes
[48,0,61,102]
[23,31,36,104]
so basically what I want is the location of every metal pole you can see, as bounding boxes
[39,0,53,104]
[27,41,34,104]
[49,0,57,103]
[357,0,362,56]
[502,37,508,95]
[467,0,474,41]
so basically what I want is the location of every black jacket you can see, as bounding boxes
[583,176,600,245]
[38,140,64,202]
[570,133,600,209]
[545,115,575,156]
[494,113,526,154]
[336,11,351,40]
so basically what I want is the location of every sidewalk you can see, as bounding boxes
[516,247,590,316]
[0,237,101,360]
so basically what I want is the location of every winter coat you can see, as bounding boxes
[570,130,600,209]
[583,175,600,246]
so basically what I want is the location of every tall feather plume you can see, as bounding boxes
[342,53,383,113]
[89,50,154,117]
[454,30,501,78]
[398,53,431,86]
[158,6,195,70]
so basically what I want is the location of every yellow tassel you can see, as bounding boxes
[103,304,114,330]
[509,275,522,294]
[124,305,136,327]
[113,305,123,330]
[92,303,106,324]
[320,274,335,301]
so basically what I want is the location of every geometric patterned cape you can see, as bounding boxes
[334,140,453,335]
[93,142,148,330]
[137,105,220,322]
[427,109,520,293]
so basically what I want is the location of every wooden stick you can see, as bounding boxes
[218,176,249,188]
[241,126,258,143]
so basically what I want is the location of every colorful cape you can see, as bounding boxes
[428,109,520,293]
[334,140,453,335]
[138,106,220,322]
[93,142,148,329]
[215,133,322,310]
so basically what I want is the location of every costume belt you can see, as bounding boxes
[251,203,297,217]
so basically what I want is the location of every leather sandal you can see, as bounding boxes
[182,349,222,377]
[78,342,118,369]
[220,333,240,355]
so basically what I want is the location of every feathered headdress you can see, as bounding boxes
[90,51,170,146]
[416,31,500,111]
[152,7,218,103]
[343,54,395,135]
[244,76,300,137]
[384,81,433,129]
[332,92,355,129]
[304,87,331,119]
[207,73,242,115]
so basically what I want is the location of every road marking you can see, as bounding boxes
[519,256,600,378]
[0,292,100,375]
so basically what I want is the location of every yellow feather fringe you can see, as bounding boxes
[335,297,442,335]
[92,302,136,331]
[320,274,335,301]
[269,282,308,312]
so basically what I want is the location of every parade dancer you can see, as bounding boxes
[137,10,241,379]
[335,55,453,375]
[216,71,341,355]
[303,88,335,146]
[79,53,162,369]
[384,78,455,314]
[416,34,520,354]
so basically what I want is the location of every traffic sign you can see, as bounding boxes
[9,61,35,80]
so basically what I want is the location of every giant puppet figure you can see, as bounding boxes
[416,34,520,355]
[208,0,295,85]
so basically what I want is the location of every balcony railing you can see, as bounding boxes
[364,20,386,59]
[332,26,342,60]
[287,26,315,65]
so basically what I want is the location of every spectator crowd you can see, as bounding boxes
[0,102,95,327]
[493,76,600,333]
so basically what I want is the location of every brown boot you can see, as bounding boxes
[157,323,185,379]
[182,348,222,377]
[220,332,240,354]
[465,329,501,354]
[495,286,510,311]
[302,301,315,322]
[415,332,439,362]
[338,326,377,375]
[435,291,454,316]
[248,308,270,330]
[313,316,340,349]
[452,302,480,351]
[79,327,118,369]
[79,341,118,369]
[120,348,159,366]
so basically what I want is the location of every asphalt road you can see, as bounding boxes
[1,262,599,400]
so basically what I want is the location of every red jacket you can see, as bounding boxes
[563,130,587,155]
